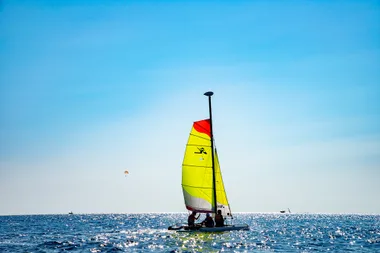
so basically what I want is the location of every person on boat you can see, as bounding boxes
[187,211,200,227]
[201,213,215,227]
[215,209,224,227]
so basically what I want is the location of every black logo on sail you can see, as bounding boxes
[194,147,207,154]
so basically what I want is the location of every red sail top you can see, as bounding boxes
[193,119,211,138]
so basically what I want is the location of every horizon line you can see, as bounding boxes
[1,211,379,216]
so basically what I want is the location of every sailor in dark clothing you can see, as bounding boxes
[215,209,224,227]
[201,213,215,227]
[187,211,199,227]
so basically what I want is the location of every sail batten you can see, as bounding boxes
[182,184,213,189]
[182,164,212,168]
[181,119,232,217]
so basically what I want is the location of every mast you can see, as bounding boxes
[204,91,217,214]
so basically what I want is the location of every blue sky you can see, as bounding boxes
[1,0,379,215]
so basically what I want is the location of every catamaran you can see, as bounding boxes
[168,91,249,232]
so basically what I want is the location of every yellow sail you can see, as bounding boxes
[214,149,231,216]
[182,119,231,216]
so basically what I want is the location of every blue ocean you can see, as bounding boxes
[0,213,379,252]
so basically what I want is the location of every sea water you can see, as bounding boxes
[0,213,379,252]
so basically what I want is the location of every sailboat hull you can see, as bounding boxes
[170,224,249,233]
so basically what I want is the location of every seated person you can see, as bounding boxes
[215,210,224,227]
[201,213,215,227]
[187,211,199,227]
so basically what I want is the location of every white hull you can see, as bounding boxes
[171,224,249,232]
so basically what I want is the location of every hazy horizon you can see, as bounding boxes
[2,211,380,216]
